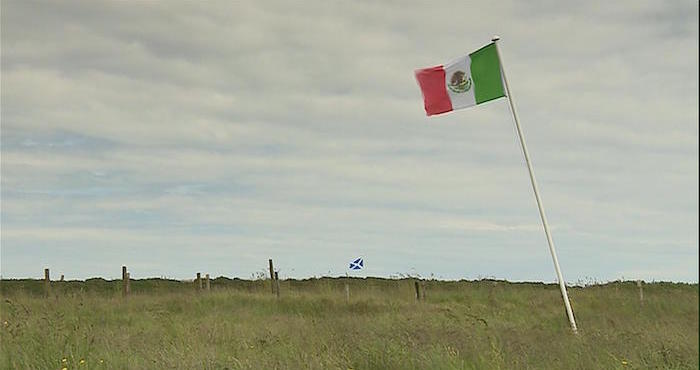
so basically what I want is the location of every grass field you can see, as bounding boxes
[1,278,697,369]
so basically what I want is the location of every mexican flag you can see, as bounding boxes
[415,42,505,116]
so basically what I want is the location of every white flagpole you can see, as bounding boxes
[491,36,578,333]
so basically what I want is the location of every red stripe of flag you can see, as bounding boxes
[414,65,452,116]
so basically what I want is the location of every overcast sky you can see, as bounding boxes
[1,1,698,282]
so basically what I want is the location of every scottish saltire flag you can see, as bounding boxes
[349,257,363,270]
[415,42,505,116]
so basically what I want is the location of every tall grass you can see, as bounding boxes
[1,278,697,369]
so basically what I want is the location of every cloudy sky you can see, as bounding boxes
[1,1,698,282]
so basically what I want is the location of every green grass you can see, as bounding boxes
[1,278,697,369]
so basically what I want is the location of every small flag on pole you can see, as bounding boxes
[415,42,505,116]
[349,258,363,270]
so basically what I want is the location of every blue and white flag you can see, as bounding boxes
[349,257,363,270]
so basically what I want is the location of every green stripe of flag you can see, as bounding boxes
[469,43,505,104]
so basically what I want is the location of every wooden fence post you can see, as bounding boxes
[122,266,127,297]
[274,271,280,298]
[44,268,50,297]
[60,274,64,282]
[206,274,211,292]
[637,280,644,305]
[126,272,131,295]
[414,280,421,301]
[269,259,275,294]
[197,273,202,291]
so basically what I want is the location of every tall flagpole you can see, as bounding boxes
[491,36,578,333]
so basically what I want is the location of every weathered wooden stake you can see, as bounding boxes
[205,274,211,292]
[197,272,202,291]
[126,272,131,295]
[274,271,280,298]
[637,280,644,305]
[414,280,421,301]
[44,268,50,297]
[269,259,275,294]
[122,266,127,297]
[60,274,64,282]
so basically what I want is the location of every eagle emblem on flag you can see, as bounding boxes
[448,70,472,93]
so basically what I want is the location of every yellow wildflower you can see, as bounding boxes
[61,358,68,363]
[80,359,86,364]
